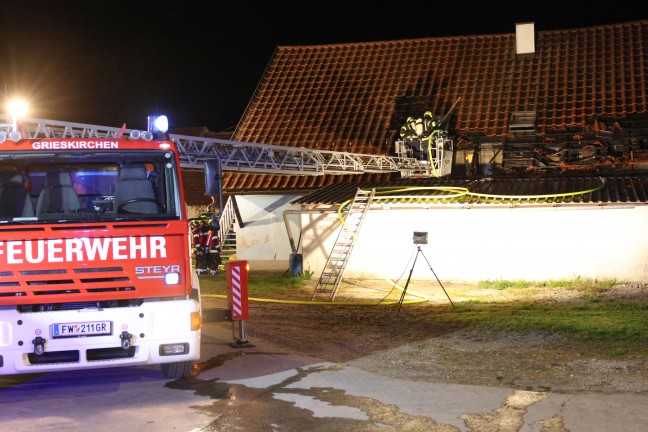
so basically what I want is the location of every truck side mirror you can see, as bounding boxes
[204,159,222,197]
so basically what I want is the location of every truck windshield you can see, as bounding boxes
[0,150,181,223]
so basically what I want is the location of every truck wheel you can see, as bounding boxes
[161,360,194,378]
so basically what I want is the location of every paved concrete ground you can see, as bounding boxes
[198,318,648,432]
[2,315,647,432]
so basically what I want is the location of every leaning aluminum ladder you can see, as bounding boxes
[311,187,375,301]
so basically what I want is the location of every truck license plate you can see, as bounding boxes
[52,320,112,338]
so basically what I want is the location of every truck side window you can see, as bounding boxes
[0,171,35,218]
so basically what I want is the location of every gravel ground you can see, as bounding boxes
[203,279,648,395]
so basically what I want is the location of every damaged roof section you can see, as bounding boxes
[489,113,648,175]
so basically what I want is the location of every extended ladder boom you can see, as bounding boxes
[0,116,431,178]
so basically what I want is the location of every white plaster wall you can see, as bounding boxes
[234,195,301,269]
[301,211,345,275]
[302,205,648,283]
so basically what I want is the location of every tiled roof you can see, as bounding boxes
[185,20,648,203]
[235,20,647,148]
[291,175,648,207]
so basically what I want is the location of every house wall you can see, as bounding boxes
[301,205,648,283]
[231,195,301,270]
[190,194,648,282]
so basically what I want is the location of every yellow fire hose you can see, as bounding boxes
[204,180,606,306]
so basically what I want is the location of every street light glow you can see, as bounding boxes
[7,100,29,118]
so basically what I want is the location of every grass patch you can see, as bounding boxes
[199,269,313,296]
[200,271,647,350]
[437,301,648,347]
[478,277,618,292]
[450,278,645,349]
[477,279,532,290]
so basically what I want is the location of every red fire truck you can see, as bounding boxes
[0,124,201,378]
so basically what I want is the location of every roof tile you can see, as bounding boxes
[291,175,648,207]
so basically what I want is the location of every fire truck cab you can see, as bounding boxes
[0,132,201,378]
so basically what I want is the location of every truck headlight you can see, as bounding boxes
[164,272,180,285]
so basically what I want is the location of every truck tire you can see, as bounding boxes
[161,360,194,378]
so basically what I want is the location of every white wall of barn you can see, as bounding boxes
[300,204,648,283]
[196,194,648,283]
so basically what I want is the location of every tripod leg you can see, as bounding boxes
[418,249,455,307]
[398,249,420,313]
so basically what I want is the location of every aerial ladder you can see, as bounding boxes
[0,116,433,177]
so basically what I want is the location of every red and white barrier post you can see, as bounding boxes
[226,260,254,347]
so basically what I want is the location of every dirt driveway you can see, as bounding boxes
[203,279,648,395]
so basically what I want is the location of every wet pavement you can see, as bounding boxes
[2,316,648,431]
[188,319,648,432]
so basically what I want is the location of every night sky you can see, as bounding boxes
[0,1,644,132]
